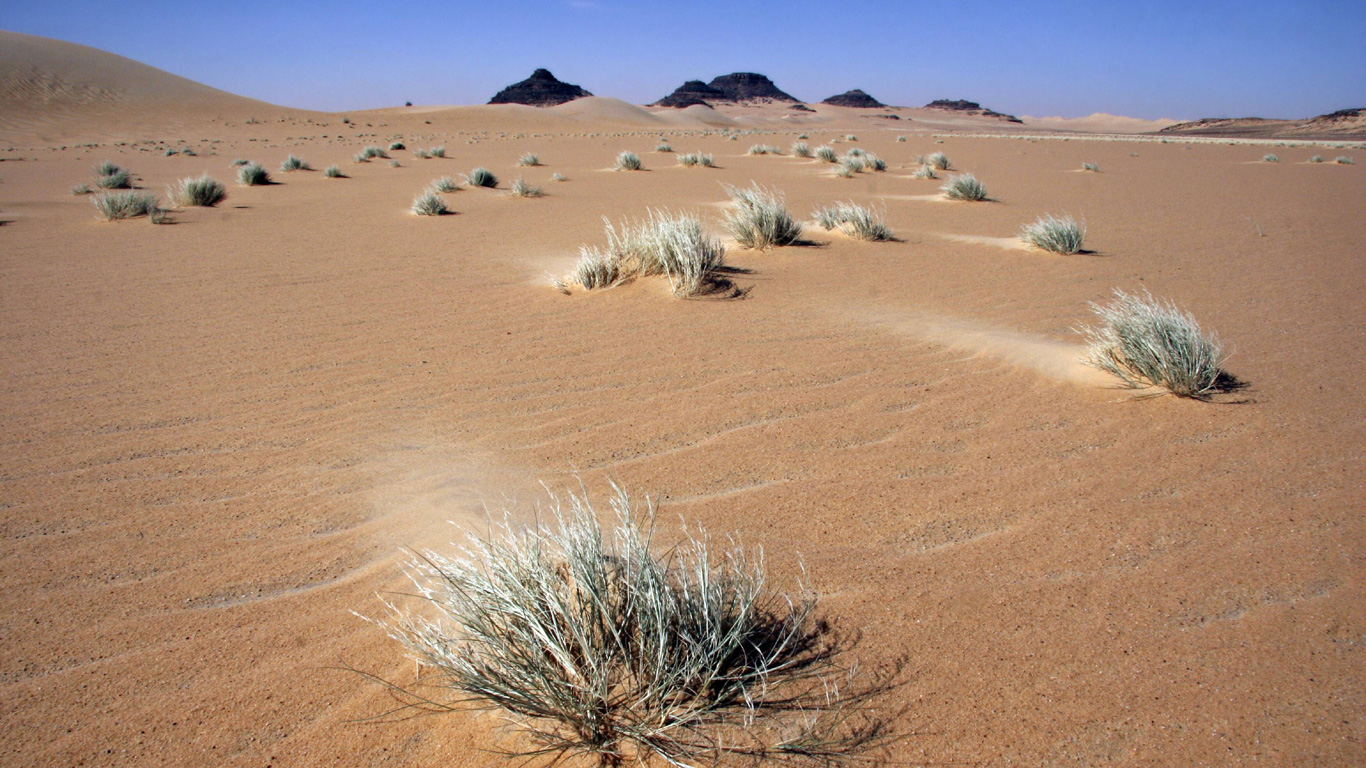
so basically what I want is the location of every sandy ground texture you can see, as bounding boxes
[3,29,1366,768]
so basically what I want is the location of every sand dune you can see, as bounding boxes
[1,32,1364,768]
[1021,112,1182,133]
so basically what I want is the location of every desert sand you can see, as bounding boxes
[2,30,1364,768]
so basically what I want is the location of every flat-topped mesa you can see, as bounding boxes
[923,98,1022,123]
[488,68,592,107]
[653,72,800,107]
[822,89,887,108]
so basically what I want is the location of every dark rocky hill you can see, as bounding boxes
[822,89,886,108]
[488,69,592,107]
[652,80,727,108]
[923,99,1022,123]
[652,72,799,107]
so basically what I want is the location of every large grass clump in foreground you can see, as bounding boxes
[168,175,227,207]
[722,183,803,249]
[1019,214,1086,254]
[411,190,449,216]
[364,483,878,768]
[569,210,725,296]
[1079,289,1228,398]
[812,201,893,241]
[91,191,160,221]
[613,151,643,171]
[941,173,988,201]
[237,162,271,186]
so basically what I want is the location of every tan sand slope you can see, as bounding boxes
[1021,112,1182,134]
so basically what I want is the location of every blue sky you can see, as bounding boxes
[4,0,1363,119]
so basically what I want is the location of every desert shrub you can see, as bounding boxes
[518,153,541,166]
[96,160,121,176]
[722,183,803,249]
[815,145,837,163]
[509,177,544,198]
[926,151,950,170]
[845,147,868,158]
[911,165,937,179]
[389,160,401,167]
[589,210,726,297]
[465,167,498,188]
[1082,162,1100,172]
[677,152,714,167]
[791,141,813,158]
[747,144,780,155]
[614,151,643,171]
[835,165,854,178]
[70,184,92,195]
[366,484,867,768]
[1079,289,1227,398]
[281,154,312,171]
[96,169,132,189]
[941,173,988,201]
[429,146,447,158]
[164,147,178,157]
[845,134,858,141]
[840,156,866,173]
[798,133,809,139]
[168,174,227,207]
[1019,214,1086,254]
[363,146,389,159]
[655,141,673,153]
[431,176,459,192]
[1262,153,1279,163]
[413,149,431,159]
[811,201,893,241]
[354,153,371,163]
[1308,155,1325,163]
[1335,156,1354,164]
[552,172,568,182]
[569,246,621,289]
[863,154,886,171]
[411,190,449,216]
[389,141,405,150]
[897,135,907,142]
[237,162,271,186]
[324,165,345,178]
[230,158,250,166]
[91,191,160,221]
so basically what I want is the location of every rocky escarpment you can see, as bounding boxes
[652,73,799,107]
[821,89,886,108]
[488,69,592,107]
[1158,108,1366,138]
[923,99,1022,123]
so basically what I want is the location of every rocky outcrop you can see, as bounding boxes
[652,72,800,107]
[923,99,1022,123]
[1157,109,1366,139]
[488,69,592,107]
[821,89,886,108]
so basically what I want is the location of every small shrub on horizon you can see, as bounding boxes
[518,153,541,166]
[509,177,543,198]
[747,144,780,155]
[1020,214,1086,254]
[71,183,92,195]
[237,162,271,186]
[655,141,673,152]
[324,165,345,178]
[281,154,312,171]
[429,146,447,158]
[1079,289,1228,398]
[411,190,449,216]
[91,190,160,221]
[1308,155,1324,163]
[465,167,498,188]
[552,172,568,182]
[230,158,250,166]
[798,133,809,139]
[389,160,401,167]
[1262,153,1279,163]
[897,135,907,142]
[926,151,950,170]
[431,176,459,192]
[722,183,803,250]
[614,150,643,171]
[1082,162,1100,172]
[812,201,893,241]
[1335,156,1354,164]
[389,142,405,151]
[845,134,858,141]
[677,152,714,168]
[941,173,988,201]
[168,174,228,207]
[413,149,431,159]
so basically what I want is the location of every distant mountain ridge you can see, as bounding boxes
[1159,108,1366,138]
[923,99,1022,123]
[822,89,886,108]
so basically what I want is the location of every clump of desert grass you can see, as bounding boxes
[1335,156,1354,164]
[91,190,161,221]
[1082,162,1100,172]
[389,159,401,167]
[791,141,813,158]
[845,134,858,141]
[811,201,893,241]
[655,141,673,153]
[230,158,250,166]
[324,165,345,178]
[411,190,450,216]
[567,210,725,297]
[677,152,714,168]
[428,146,447,158]
[96,160,121,176]
[568,247,621,290]
[465,167,498,188]
[361,483,877,768]
[168,174,227,207]
[518,153,541,166]
[814,145,838,163]
[95,164,132,189]
[552,172,568,182]
[1079,289,1228,398]
[70,183,92,195]
[614,151,643,171]
[280,154,312,172]
[911,165,938,180]
[897,135,907,142]
[430,176,459,193]
[1308,155,1325,163]
[237,162,271,186]
[1019,214,1086,254]
[747,144,781,155]
[1262,153,1280,163]
[389,141,405,151]
[362,146,390,160]
[508,177,544,198]
[722,183,803,250]
[941,173,988,201]
[413,149,430,159]
[925,151,950,170]
[840,156,866,174]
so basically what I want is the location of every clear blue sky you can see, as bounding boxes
[4,0,1363,119]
